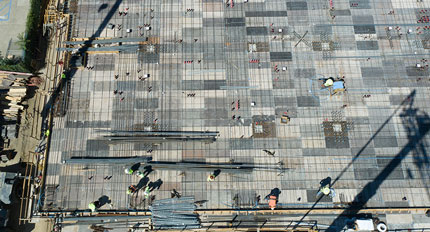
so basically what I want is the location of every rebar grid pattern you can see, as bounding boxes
[44,0,430,211]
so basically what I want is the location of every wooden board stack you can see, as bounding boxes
[0,73,30,121]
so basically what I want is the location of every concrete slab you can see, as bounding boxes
[43,0,430,217]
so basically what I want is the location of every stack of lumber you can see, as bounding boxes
[0,73,29,120]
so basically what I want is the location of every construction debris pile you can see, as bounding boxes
[150,197,200,230]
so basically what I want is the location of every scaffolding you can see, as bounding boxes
[43,0,64,26]
[18,151,41,224]
[19,0,70,224]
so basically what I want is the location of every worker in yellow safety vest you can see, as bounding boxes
[143,186,151,198]
[317,184,336,198]
[88,201,100,212]
[124,168,145,178]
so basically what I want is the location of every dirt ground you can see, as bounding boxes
[1,80,49,169]
[31,218,54,232]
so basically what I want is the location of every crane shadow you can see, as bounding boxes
[331,90,417,187]
[40,0,123,211]
[324,90,430,231]
[404,103,430,200]
[41,0,123,124]
[293,90,430,230]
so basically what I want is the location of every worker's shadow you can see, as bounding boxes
[265,188,281,199]
[131,163,141,172]
[143,165,153,176]
[137,176,150,189]
[320,177,332,187]
[213,169,221,177]
[148,179,163,192]
[98,3,108,12]
[98,195,112,207]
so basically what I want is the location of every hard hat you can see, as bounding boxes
[124,168,131,174]
[207,174,215,181]
[324,78,334,87]
[127,189,132,194]
[376,222,387,232]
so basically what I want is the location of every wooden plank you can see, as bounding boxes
[8,87,27,91]
[8,104,24,110]
[5,96,22,101]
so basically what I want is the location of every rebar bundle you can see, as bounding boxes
[150,197,200,230]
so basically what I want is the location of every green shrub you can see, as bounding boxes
[0,57,30,73]
[23,0,42,71]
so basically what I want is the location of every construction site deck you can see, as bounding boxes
[43,0,430,215]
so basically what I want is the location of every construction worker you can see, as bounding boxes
[88,202,96,212]
[88,201,101,212]
[281,112,290,124]
[323,77,334,87]
[268,195,277,210]
[207,173,216,181]
[207,169,221,182]
[265,188,281,210]
[143,186,151,198]
[127,185,138,195]
[316,184,336,198]
[124,168,134,175]
[124,168,145,178]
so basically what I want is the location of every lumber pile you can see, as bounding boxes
[0,73,31,121]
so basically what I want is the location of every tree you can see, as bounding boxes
[15,32,29,50]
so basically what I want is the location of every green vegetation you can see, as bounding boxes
[0,0,42,73]
[16,32,30,51]
[0,57,29,73]
[23,0,43,70]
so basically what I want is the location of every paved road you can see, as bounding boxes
[0,0,30,57]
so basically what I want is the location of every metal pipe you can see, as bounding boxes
[63,215,150,223]
[64,37,149,45]
[97,130,219,137]
[219,86,258,90]
[102,136,215,142]
[61,158,285,173]
[62,156,152,164]
[57,44,140,52]
[35,209,151,214]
